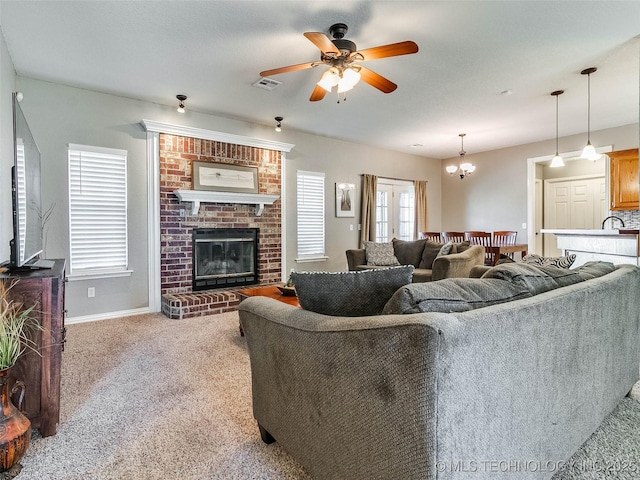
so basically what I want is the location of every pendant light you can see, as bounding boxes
[549,90,565,168]
[580,67,601,161]
[446,133,476,179]
[274,116,283,132]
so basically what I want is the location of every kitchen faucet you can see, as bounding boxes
[601,215,625,229]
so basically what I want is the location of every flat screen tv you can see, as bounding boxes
[9,92,44,268]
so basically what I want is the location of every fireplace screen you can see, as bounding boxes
[192,228,258,290]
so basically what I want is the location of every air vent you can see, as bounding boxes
[253,77,282,91]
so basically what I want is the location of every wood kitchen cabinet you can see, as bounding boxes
[0,259,66,437]
[609,148,639,210]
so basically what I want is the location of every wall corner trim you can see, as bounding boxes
[140,119,295,152]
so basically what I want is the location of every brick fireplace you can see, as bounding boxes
[159,133,282,319]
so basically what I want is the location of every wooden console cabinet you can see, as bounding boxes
[0,259,66,437]
[609,148,639,210]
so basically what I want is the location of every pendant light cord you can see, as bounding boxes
[587,72,591,143]
[556,95,559,157]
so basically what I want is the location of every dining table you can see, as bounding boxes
[485,243,528,266]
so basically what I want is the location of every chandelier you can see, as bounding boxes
[446,133,476,179]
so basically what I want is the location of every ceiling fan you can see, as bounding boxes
[259,23,419,102]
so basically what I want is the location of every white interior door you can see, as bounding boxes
[534,179,543,254]
[544,176,605,256]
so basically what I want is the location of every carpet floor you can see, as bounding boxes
[14,311,640,479]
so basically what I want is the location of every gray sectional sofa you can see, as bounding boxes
[239,262,640,480]
[346,238,485,282]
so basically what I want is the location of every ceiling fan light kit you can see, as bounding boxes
[580,67,601,162]
[259,23,418,102]
[447,133,476,179]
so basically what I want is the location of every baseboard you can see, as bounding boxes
[66,307,151,325]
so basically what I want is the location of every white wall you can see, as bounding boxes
[283,130,441,273]
[10,76,637,320]
[0,23,16,263]
[12,77,440,318]
[441,123,639,240]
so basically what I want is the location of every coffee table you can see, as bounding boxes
[236,285,300,335]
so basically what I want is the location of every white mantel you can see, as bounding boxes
[173,189,280,216]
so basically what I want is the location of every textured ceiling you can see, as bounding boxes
[1,1,638,158]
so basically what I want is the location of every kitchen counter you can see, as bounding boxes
[541,229,639,236]
[541,229,639,266]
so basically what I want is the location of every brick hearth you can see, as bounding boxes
[159,133,282,318]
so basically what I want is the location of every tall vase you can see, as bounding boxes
[0,368,31,472]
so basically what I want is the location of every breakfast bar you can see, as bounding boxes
[541,229,640,267]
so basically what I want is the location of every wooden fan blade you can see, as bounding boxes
[260,62,316,77]
[356,41,418,61]
[359,66,397,93]
[310,84,327,102]
[304,32,340,54]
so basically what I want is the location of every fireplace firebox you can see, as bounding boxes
[192,228,259,290]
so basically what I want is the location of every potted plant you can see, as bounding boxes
[0,280,40,472]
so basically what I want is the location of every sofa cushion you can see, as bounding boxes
[292,265,414,316]
[522,253,576,268]
[382,277,531,314]
[418,240,445,269]
[452,241,471,253]
[436,241,454,257]
[572,260,616,280]
[481,261,615,296]
[392,238,426,267]
[364,241,400,266]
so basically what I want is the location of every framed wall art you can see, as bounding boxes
[335,182,355,217]
[192,161,259,193]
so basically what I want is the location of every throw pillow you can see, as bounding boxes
[522,253,576,269]
[436,241,454,257]
[364,241,400,266]
[480,261,614,296]
[451,241,471,253]
[292,266,414,317]
[418,240,445,269]
[572,261,615,280]
[391,238,426,267]
[382,277,531,314]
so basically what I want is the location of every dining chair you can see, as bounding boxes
[465,231,494,265]
[493,231,518,259]
[441,231,466,243]
[418,232,442,242]
[493,231,517,245]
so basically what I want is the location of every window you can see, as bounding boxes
[68,144,129,277]
[296,170,327,262]
[375,181,415,242]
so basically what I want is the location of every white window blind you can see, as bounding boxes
[296,170,326,260]
[68,144,128,275]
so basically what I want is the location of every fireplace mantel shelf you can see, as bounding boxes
[173,189,280,216]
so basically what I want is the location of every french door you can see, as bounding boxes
[375,183,415,242]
